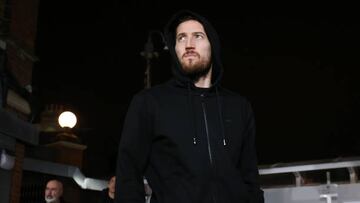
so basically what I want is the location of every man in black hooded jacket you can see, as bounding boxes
[115,10,264,203]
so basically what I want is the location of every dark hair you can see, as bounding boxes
[173,15,199,37]
[165,14,199,42]
[177,15,198,25]
[102,173,116,181]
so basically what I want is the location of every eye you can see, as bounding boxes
[178,36,185,41]
[195,34,204,39]
[176,34,186,42]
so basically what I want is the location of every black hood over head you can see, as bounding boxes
[164,10,223,88]
[163,10,227,146]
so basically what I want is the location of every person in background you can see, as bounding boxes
[143,177,153,203]
[44,179,64,203]
[115,9,264,203]
[99,175,116,203]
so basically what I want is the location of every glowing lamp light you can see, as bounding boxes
[58,111,77,128]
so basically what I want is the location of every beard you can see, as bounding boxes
[180,56,211,82]
[45,196,58,203]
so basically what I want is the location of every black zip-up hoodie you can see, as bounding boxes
[115,10,264,203]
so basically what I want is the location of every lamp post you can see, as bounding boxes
[56,111,79,142]
[44,110,87,169]
[140,30,168,89]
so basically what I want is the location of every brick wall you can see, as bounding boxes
[5,0,40,202]
[9,0,39,49]
[6,0,39,87]
[6,44,34,87]
[9,142,25,203]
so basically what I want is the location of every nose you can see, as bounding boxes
[185,37,195,49]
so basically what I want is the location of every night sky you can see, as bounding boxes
[32,1,360,177]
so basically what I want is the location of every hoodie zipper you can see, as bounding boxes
[201,94,217,203]
[202,101,213,165]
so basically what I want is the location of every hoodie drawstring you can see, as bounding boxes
[188,84,227,146]
[188,83,198,145]
[215,87,227,146]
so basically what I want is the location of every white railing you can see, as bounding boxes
[22,157,108,191]
[258,157,360,203]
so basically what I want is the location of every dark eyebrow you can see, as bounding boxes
[193,32,205,36]
[176,32,186,37]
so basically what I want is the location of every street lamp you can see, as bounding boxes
[58,111,77,128]
[56,111,79,142]
[140,30,168,89]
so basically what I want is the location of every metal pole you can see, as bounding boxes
[141,30,166,89]
[145,57,151,89]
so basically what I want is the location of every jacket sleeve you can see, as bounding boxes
[115,93,154,203]
[239,101,264,203]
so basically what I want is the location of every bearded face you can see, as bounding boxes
[44,180,63,203]
[175,20,212,80]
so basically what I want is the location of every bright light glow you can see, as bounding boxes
[58,111,77,128]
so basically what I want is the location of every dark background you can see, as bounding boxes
[32,1,360,177]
